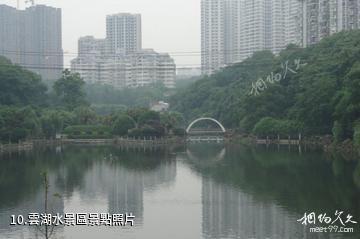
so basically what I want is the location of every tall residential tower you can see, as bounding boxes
[106,13,142,55]
[71,13,176,89]
[0,4,63,81]
[299,0,360,47]
[201,0,360,75]
[201,0,301,75]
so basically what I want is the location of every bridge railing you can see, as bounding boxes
[187,135,224,142]
[186,118,226,133]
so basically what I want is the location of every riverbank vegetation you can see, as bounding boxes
[84,82,169,114]
[0,58,185,143]
[170,30,360,153]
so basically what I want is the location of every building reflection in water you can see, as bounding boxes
[75,146,177,226]
[202,179,304,239]
[184,144,324,239]
[0,146,177,236]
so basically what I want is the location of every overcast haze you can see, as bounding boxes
[1,0,201,68]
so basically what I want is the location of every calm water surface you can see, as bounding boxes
[0,144,360,239]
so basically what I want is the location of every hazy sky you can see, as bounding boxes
[2,0,201,68]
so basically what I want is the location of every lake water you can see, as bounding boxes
[0,144,359,239]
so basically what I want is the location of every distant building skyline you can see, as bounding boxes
[299,0,360,47]
[0,4,63,81]
[1,0,201,70]
[1,1,360,78]
[71,13,176,89]
[201,0,360,75]
[201,0,301,75]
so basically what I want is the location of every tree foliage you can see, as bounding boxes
[0,56,47,106]
[170,30,360,139]
[84,82,167,108]
[0,106,41,142]
[112,115,136,136]
[40,109,75,138]
[253,117,302,137]
[0,58,186,142]
[53,69,88,110]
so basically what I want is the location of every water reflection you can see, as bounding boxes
[0,145,178,237]
[184,144,360,239]
[0,144,359,239]
[202,180,303,239]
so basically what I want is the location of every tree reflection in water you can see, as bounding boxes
[184,144,360,239]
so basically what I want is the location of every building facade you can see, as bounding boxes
[129,49,176,88]
[0,4,63,81]
[201,0,226,75]
[71,47,176,89]
[299,0,360,47]
[71,13,175,89]
[78,36,108,58]
[106,13,142,55]
[201,0,301,75]
[201,0,360,75]
[0,5,23,65]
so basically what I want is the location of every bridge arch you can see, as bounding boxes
[186,118,226,133]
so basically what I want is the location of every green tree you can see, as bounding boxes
[19,107,41,136]
[53,69,88,110]
[84,82,167,108]
[0,106,41,142]
[112,115,136,136]
[0,56,48,106]
[128,125,165,138]
[160,111,185,134]
[138,110,161,126]
[252,117,278,137]
[73,106,98,125]
[40,109,75,138]
[170,30,360,141]
[126,108,148,124]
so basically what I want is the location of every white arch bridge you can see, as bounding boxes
[186,118,226,143]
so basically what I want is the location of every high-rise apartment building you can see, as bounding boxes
[299,0,360,47]
[0,4,63,81]
[201,0,360,75]
[237,0,267,62]
[0,5,23,64]
[106,13,142,54]
[129,49,176,88]
[78,36,107,58]
[71,13,175,89]
[201,0,238,74]
[201,0,300,75]
[284,0,303,46]
[71,48,176,89]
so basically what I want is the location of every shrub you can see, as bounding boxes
[252,117,278,137]
[64,125,112,139]
[112,115,136,136]
[128,125,165,139]
[253,117,303,137]
[172,128,186,137]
